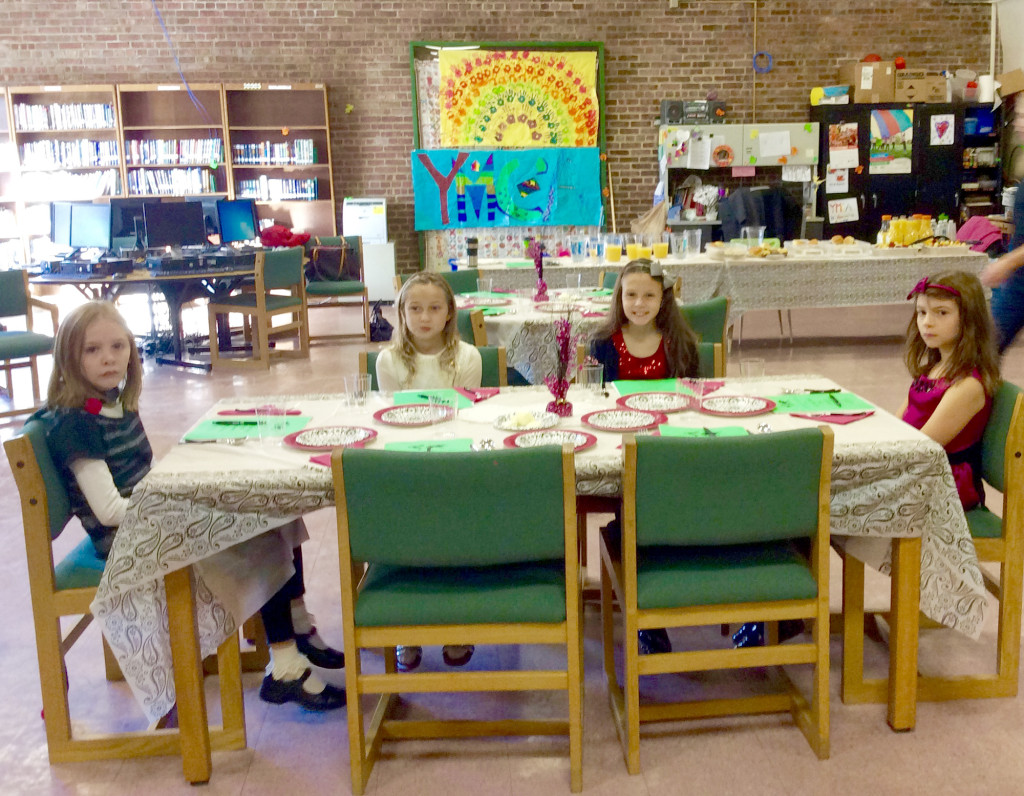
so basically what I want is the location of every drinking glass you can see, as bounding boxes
[740,358,766,379]
[588,234,603,261]
[569,234,588,263]
[653,232,670,260]
[670,232,687,256]
[740,225,766,246]
[683,229,702,258]
[477,277,493,295]
[624,233,640,261]
[604,233,623,263]
[576,363,604,395]
[254,403,292,446]
[344,374,372,407]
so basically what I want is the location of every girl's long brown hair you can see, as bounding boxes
[390,273,460,385]
[47,301,143,411]
[904,270,1000,395]
[592,260,699,377]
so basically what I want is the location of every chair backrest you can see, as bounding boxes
[0,269,29,318]
[980,381,1024,493]
[680,296,730,344]
[262,247,304,291]
[337,446,572,566]
[442,269,480,295]
[598,269,618,290]
[313,235,364,281]
[359,350,380,391]
[696,342,724,378]
[5,419,73,542]
[629,428,830,547]
[456,308,487,345]
[360,344,504,389]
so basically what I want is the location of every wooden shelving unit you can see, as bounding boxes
[223,82,336,235]
[0,87,23,267]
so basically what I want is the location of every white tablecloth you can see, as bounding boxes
[92,377,987,720]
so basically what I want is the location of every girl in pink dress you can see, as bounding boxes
[902,271,1001,509]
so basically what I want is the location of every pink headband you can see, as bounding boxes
[907,277,960,300]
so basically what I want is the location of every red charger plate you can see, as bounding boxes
[283,425,377,451]
[581,408,668,432]
[503,429,597,452]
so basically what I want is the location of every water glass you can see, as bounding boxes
[254,404,291,445]
[670,232,687,256]
[477,277,493,295]
[740,358,766,378]
[576,363,604,395]
[683,229,702,258]
[344,374,372,407]
[740,225,766,246]
[569,234,588,263]
[563,272,583,296]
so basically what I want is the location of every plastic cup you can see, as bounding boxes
[254,403,291,445]
[625,242,641,260]
[576,363,604,395]
[741,225,766,246]
[477,277,493,295]
[569,234,587,263]
[588,235,603,260]
[652,241,669,259]
[345,374,372,407]
[604,233,623,263]
[670,232,687,256]
[683,229,702,258]
[638,246,653,259]
[740,358,766,378]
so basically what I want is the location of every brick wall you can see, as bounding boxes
[0,0,996,271]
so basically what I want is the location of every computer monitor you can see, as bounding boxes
[216,199,259,245]
[50,201,74,248]
[69,203,112,251]
[143,201,207,250]
[109,197,149,244]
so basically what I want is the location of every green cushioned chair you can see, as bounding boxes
[602,428,833,772]
[207,247,309,369]
[306,235,370,341]
[597,269,619,290]
[359,345,508,391]
[3,420,247,764]
[680,295,730,344]
[696,341,724,378]
[456,307,487,345]
[843,381,1024,703]
[0,269,59,419]
[331,445,583,793]
[395,270,482,295]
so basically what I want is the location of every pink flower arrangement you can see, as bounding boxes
[527,238,548,302]
[544,309,582,417]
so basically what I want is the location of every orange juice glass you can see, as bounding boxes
[652,242,669,259]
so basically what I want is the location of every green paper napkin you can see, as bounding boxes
[768,392,874,414]
[394,388,473,410]
[612,379,680,397]
[384,439,475,452]
[658,425,749,437]
[480,306,515,316]
[505,259,535,268]
[183,416,311,440]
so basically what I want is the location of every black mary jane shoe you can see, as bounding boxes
[637,628,672,655]
[295,632,345,669]
[732,622,765,648]
[259,669,346,711]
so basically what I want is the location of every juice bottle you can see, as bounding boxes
[878,214,892,246]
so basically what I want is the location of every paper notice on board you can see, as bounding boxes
[758,130,791,159]
[781,165,812,182]
[826,168,848,194]
[828,123,859,169]
[827,197,859,224]
[686,133,711,170]
[930,113,954,146]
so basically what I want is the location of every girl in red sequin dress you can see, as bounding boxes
[901,271,1001,509]
[588,260,699,655]
[589,260,699,381]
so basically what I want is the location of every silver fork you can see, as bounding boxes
[181,437,248,445]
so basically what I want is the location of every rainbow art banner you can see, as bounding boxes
[412,148,602,231]
[439,49,599,147]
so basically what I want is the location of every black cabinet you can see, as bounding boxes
[810,102,997,241]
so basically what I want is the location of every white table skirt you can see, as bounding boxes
[92,377,986,720]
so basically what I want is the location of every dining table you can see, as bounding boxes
[90,375,986,781]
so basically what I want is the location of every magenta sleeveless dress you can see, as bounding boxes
[902,372,991,510]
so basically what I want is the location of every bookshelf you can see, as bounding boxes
[223,83,336,235]
[1,88,22,267]
[117,83,228,198]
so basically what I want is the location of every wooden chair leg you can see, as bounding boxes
[102,635,124,681]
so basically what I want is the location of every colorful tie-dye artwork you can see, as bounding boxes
[439,49,599,147]
[412,148,602,230]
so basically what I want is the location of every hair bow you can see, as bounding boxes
[906,277,960,300]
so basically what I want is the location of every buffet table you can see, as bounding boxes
[91,375,984,781]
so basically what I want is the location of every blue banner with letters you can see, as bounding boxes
[412,147,602,230]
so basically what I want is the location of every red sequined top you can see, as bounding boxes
[613,330,669,379]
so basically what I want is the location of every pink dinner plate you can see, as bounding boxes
[456,297,513,309]
[581,408,668,432]
[373,404,453,427]
[616,392,694,414]
[698,395,777,417]
[503,429,597,452]
[283,425,377,451]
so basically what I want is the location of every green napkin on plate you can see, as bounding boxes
[612,379,680,397]
[182,416,311,440]
[505,259,534,268]
[384,439,475,452]
[768,392,873,414]
[480,306,515,316]
[394,388,473,409]
[658,425,748,437]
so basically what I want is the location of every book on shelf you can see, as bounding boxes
[232,138,315,165]
[126,138,223,166]
[128,167,217,196]
[18,169,120,201]
[13,102,116,132]
[19,138,120,169]
[238,175,318,201]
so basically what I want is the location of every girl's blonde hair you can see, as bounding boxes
[904,270,1000,395]
[391,273,460,384]
[593,260,699,377]
[47,301,143,411]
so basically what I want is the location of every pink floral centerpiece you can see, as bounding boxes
[527,238,548,302]
[544,309,582,417]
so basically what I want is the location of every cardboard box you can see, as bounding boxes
[894,70,946,103]
[997,68,1024,99]
[838,60,896,103]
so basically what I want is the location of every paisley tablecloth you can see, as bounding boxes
[92,378,986,721]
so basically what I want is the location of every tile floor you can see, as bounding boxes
[3,298,1024,795]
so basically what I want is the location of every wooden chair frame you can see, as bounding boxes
[0,270,59,419]
[331,445,583,794]
[602,431,833,773]
[4,429,246,766]
[307,235,371,342]
[208,249,310,369]
[842,389,1024,704]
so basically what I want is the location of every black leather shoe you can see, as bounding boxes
[259,670,346,711]
[638,628,672,655]
[295,632,345,669]
[442,644,475,667]
[732,622,765,648]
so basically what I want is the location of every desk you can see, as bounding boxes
[91,376,983,780]
[31,266,254,370]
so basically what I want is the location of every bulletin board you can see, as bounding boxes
[410,42,607,266]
